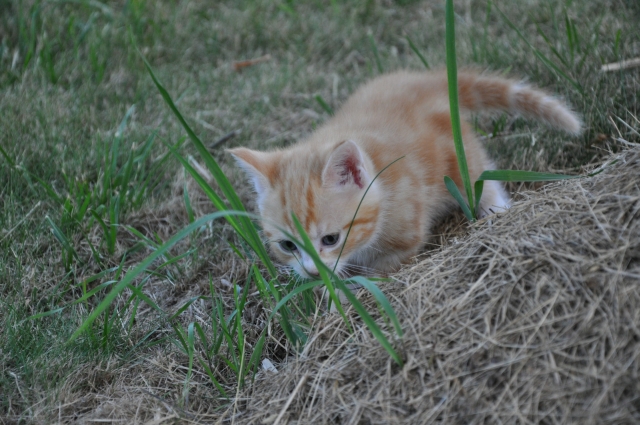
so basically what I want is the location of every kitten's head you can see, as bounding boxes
[229,140,381,278]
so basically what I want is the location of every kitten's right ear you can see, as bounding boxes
[227,147,274,199]
[322,140,370,190]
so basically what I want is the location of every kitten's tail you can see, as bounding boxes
[456,72,582,135]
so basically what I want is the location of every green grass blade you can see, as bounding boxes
[119,150,135,203]
[314,94,334,115]
[140,52,243,211]
[76,267,119,288]
[183,322,195,404]
[135,136,187,206]
[45,216,82,263]
[445,0,475,218]
[76,192,92,223]
[478,170,579,182]
[168,297,200,321]
[0,144,16,167]
[333,279,403,366]
[247,332,266,382]
[165,144,245,231]
[125,282,162,313]
[133,131,157,164]
[347,276,403,337]
[164,142,276,275]
[406,36,429,69]
[194,322,209,353]
[369,34,383,74]
[269,280,325,318]
[70,281,117,305]
[171,322,189,355]
[290,215,349,324]
[277,216,404,365]
[444,176,474,221]
[22,169,65,205]
[227,240,246,261]
[140,47,275,277]
[534,22,570,68]
[27,307,65,321]
[110,105,135,178]
[197,357,229,399]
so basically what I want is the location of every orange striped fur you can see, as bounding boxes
[229,70,581,278]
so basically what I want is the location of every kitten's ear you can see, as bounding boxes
[322,140,369,190]
[228,147,274,199]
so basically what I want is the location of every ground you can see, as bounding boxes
[1,0,638,423]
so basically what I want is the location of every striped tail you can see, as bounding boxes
[456,72,582,135]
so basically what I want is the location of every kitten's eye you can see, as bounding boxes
[279,240,298,252]
[321,233,340,246]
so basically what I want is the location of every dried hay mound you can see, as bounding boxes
[235,145,640,425]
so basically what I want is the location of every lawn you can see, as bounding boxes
[1,0,638,423]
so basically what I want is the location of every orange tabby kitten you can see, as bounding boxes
[229,70,581,278]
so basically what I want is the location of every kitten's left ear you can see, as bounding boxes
[228,147,275,200]
[322,140,370,190]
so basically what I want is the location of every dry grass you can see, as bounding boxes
[234,144,640,424]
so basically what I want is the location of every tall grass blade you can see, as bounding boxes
[368,34,383,74]
[406,36,429,69]
[534,22,570,68]
[247,332,266,382]
[197,356,229,398]
[0,144,16,167]
[347,276,403,337]
[445,0,475,218]
[314,94,334,115]
[444,176,473,221]
[183,322,195,405]
[478,170,578,182]
[141,50,276,277]
[46,216,82,264]
[110,105,135,178]
[290,215,348,323]
[336,279,403,365]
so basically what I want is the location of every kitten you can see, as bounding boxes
[229,70,581,278]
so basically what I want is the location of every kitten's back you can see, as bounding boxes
[334,70,581,135]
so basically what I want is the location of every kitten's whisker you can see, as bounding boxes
[340,263,385,277]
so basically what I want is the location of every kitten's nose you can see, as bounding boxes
[306,267,320,278]
[301,254,320,278]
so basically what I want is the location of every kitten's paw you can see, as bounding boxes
[478,181,511,218]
